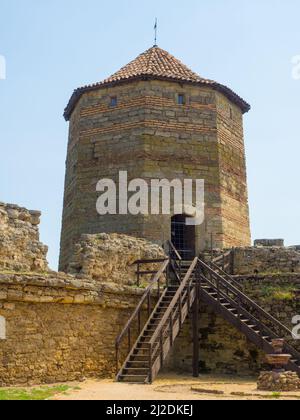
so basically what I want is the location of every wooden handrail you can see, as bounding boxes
[116,259,169,347]
[198,267,300,361]
[166,240,182,261]
[209,260,241,289]
[211,251,231,265]
[134,258,169,265]
[198,258,293,338]
[149,257,198,347]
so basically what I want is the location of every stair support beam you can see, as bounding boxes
[193,281,200,378]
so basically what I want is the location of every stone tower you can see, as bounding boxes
[59,46,251,271]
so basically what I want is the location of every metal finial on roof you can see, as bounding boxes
[154,18,158,46]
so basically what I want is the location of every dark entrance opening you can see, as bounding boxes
[171,214,196,260]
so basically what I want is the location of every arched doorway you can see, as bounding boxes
[171,214,196,260]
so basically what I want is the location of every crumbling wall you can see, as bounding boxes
[68,233,166,285]
[233,247,300,275]
[1,200,300,385]
[0,203,48,273]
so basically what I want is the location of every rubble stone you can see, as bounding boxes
[0,203,48,273]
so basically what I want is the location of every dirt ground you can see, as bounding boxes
[52,374,300,401]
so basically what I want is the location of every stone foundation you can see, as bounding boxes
[258,371,300,392]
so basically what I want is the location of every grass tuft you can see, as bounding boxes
[0,385,71,401]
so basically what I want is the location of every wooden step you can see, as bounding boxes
[119,374,148,383]
[123,368,149,375]
[127,361,149,368]
[130,355,149,362]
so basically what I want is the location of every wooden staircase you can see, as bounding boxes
[198,258,300,375]
[115,244,300,384]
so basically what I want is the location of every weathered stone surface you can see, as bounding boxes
[254,239,285,247]
[59,78,251,271]
[232,247,300,275]
[0,203,48,273]
[0,271,152,387]
[67,233,166,285]
[258,371,300,392]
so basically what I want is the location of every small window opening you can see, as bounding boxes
[178,94,185,105]
[110,97,118,107]
[229,107,233,119]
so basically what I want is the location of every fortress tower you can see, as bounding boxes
[59,46,251,271]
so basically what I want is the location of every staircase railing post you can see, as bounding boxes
[169,313,173,346]
[138,310,141,334]
[179,260,182,282]
[128,329,131,354]
[230,247,235,275]
[116,344,119,375]
[157,277,160,300]
[179,294,183,328]
[147,292,151,318]
[193,275,200,378]
[160,330,164,368]
[148,344,153,384]
[137,262,140,287]
[166,263,170,288]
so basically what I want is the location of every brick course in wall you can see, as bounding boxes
[59,77,251,271]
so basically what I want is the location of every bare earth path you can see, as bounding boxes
[53,374,300,401]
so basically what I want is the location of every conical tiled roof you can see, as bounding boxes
[102,46,206,84]
[64,46,250,120]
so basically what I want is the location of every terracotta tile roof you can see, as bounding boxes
[102,46,205,84]
[64,46,250,120]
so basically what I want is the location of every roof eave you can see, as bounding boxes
[64,75,250,121]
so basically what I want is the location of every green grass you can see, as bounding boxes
[0,385,72,401]
[268,392,282,399]
[260,285,295,301]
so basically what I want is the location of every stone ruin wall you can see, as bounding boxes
[232,246,300,275]
[1,202,300,385]
[0,207,163,386]
[0,203,48,273]
[68,232,166,285]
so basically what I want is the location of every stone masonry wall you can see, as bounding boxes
[216,93,251,248]
[59,79,251,271]
[68,233,166,285]
[0,272,148,386]
[0,203,48,273]
[232,247,300,275]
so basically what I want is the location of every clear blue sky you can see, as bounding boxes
[0,0,299,269]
